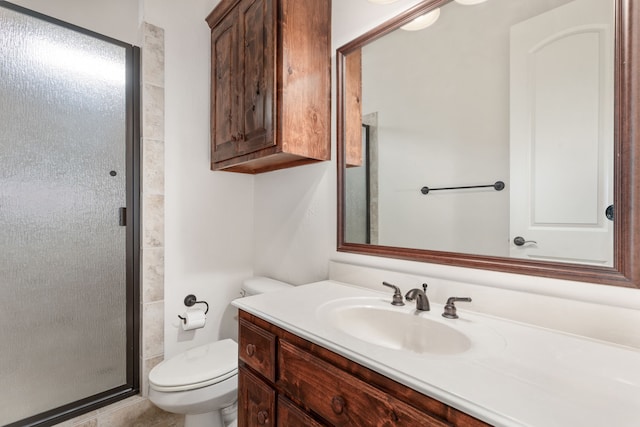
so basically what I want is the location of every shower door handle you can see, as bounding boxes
[119,207,127,226]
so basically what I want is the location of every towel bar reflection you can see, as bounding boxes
[420,180,505,195]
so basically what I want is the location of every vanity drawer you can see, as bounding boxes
[239,318,276,381]
[278,340,452,427]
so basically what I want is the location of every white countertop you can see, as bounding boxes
[233,280,640,427]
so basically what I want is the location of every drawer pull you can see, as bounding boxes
[257,410,269,425]
[331,395,346,415]
[246,343,256,357]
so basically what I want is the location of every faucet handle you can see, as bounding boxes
[442,297,472,319]
[382,281,405,306]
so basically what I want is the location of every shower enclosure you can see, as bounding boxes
[0,3,139,426]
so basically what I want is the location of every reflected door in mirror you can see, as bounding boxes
[509,0,614,266]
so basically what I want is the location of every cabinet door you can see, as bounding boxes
[238,366,275,427]
[211,8,241,162]
[237,0,276,155]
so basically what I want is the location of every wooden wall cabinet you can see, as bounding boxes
[206,0,331,174]
[238,310,492,427]
[344,48,362,168]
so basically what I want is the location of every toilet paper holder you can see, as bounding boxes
[177,294,209,324]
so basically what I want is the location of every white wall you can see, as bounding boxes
[141,0,254,357]
[253,0,640,313]
[253,162,335,285]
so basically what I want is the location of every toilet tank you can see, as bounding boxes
[241,276,292,296]
[220,277,293,343]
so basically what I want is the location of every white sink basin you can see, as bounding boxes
[317,297,503,356]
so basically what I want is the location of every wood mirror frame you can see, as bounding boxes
[337,0,640,288]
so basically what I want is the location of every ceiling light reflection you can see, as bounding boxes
[400,8,440,31]
[454,0,489,5]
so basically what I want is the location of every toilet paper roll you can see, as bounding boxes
[181,309,206,331]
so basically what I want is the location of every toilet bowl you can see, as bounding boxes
[148,277,292,427]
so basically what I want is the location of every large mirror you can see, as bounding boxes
[337,0,640,288]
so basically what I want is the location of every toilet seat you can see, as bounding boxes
[149,339,238,392]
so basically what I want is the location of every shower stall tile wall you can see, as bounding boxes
[140,20,166,398]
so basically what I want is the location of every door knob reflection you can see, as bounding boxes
[513,236,537,246]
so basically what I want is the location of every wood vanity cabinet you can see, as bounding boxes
[238,310,493,427]
[206,0,331,174]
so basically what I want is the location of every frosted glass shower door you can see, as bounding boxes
[0,5,137,425]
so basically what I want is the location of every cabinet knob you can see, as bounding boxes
[331,395,345,415]
[257,410,269,425]
[246,343,256,357]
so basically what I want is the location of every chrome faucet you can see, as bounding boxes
[404,283,430,311]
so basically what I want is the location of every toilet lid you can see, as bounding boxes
[149,339,238,392]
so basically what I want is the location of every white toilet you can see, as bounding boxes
[148,277,292,427]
